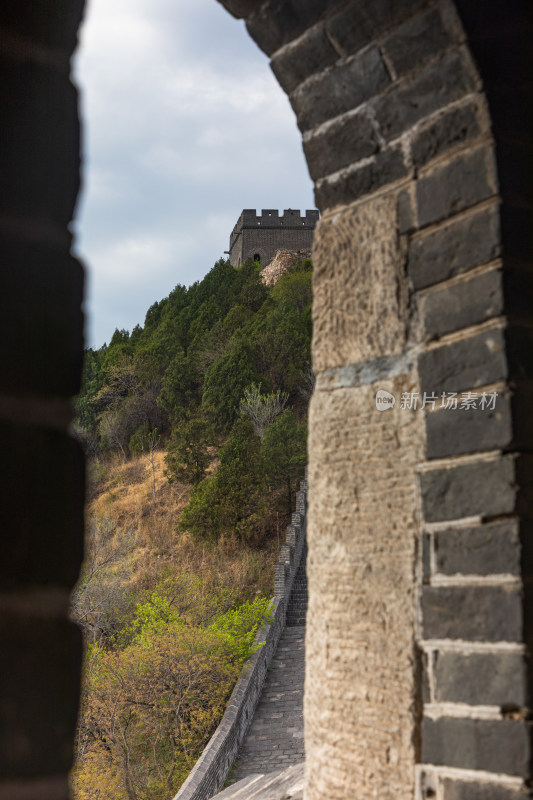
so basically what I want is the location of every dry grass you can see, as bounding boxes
[85,451,278,605]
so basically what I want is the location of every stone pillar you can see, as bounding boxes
[217,0,533,798]
[0,4,86,799]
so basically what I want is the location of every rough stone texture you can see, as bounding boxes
[260,249,311,287]
[432,520,521,576]
[306,378,424,800]
[302,110,379,182]
[433,650,527,705]
[398,188,416,234]
[425,392,512,459]
[246,0,330,57]
[312,196,409,371]
[270,24,339,95]
[416,145,497,228]
[230,627,305,782]
[423,267,503,340]
[441,779,528,800]
[372,49,477,142]
[408,203,501,289]
[381,4,458,79]
[422,584,522,641]
[420,455,517,522]
[419,328,507,395]
[412,100,483,169]
[315,147,409,210]
[422,717,532,776]
[290,47,390,132]
[325,0,427,58]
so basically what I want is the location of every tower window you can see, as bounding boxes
[253,253,261,262]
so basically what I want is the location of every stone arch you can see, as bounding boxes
[0,2,530,799]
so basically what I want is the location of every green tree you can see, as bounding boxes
[180,418,267,543]
[164,412,214,486]
[261,409,307,514]
[202,339,260,432]
[239,383,288,440]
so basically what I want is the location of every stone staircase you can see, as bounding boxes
[213,764,304,800]
[285,543,307,627]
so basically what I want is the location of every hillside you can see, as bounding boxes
[71,255,312,800]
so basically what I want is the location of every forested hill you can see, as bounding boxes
[72,256,311,798]
[75,255,312,543]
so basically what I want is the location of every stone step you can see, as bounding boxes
[213,764,304,800]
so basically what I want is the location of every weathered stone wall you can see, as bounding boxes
[228,209,318,265]
[219,1,533,799]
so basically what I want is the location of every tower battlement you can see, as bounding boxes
[228,208,319,266]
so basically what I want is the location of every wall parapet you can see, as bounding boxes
[172,474,308,800]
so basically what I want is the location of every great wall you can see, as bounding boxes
[1,3,531,800]
[174,478,308,800]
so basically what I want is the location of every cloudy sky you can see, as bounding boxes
[72,0,315,349]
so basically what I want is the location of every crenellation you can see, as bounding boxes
[227,208,318,266]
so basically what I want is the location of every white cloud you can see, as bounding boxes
[74,0,314,348]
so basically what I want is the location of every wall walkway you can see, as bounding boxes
[229,556,307,782]
[173,477,307,800]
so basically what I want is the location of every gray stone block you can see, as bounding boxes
[408,204,501,289]
[423,268,503,340]
[422,717,531,776]
[434,650,527,705]
[270,23,339,94]
[315,146,408,210]
[372,50,476,141]
[412,101,482,169]
[398,188,416,233]
[418,329,507,395]
[433,520,521,576]
[382,6,456,78]
[420,455,516,523]
[442,779,528,800]
[425,393,512,459]
[422,532,431,581]
[303,110,378,181]
[246,0,329,56]
[416,146,495,228]
[422,585,522,642]
[290,46,390,132]
[326,0,426,57]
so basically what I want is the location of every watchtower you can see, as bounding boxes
[227,208,319,266]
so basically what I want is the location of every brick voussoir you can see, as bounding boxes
[422,717,532,777]
[420,454,517,523]
[315,146,409,210]
[408,202,501,290]
[422,584,523,642]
